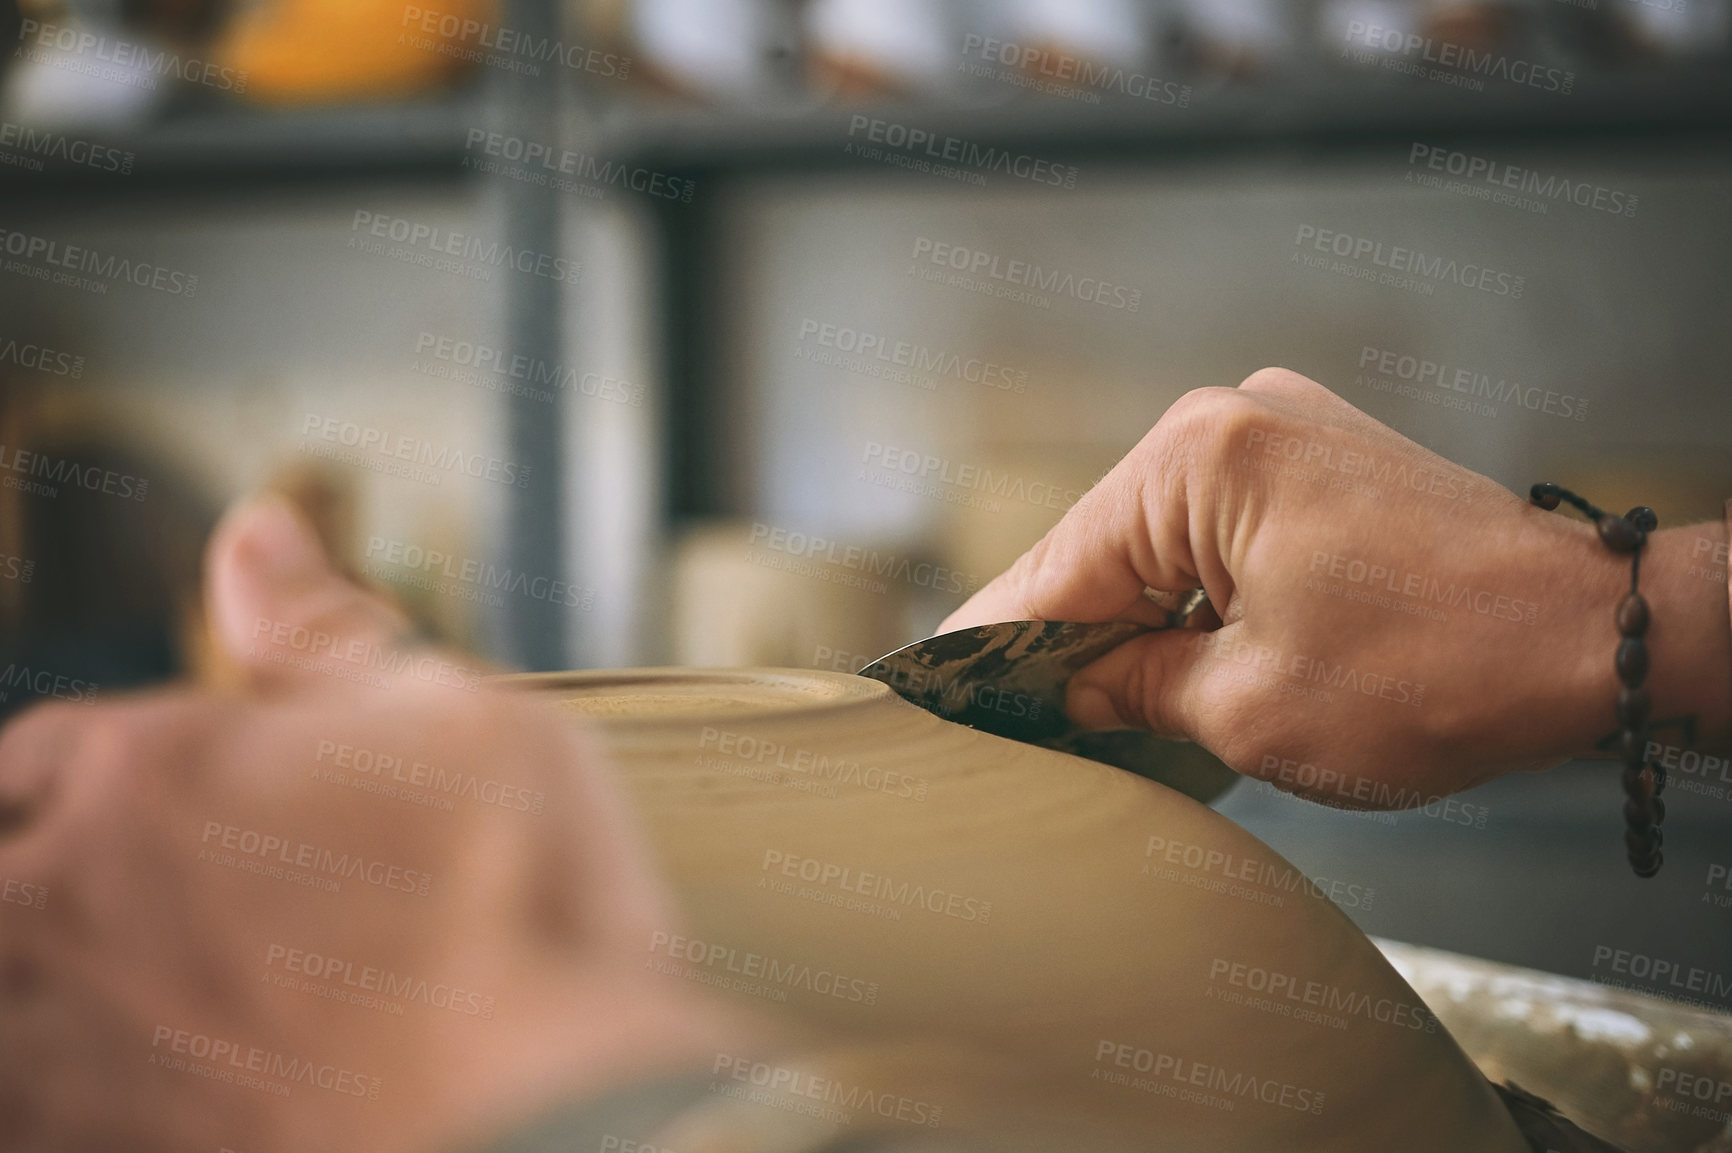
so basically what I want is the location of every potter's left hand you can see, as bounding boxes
[0,497,749,1153]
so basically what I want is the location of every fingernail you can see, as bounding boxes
[1068,683,1126,730]
[238,495,323,582]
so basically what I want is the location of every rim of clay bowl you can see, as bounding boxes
[493,666,896,726]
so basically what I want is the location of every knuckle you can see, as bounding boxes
[1158,385,1241,432]
[1237,366,1317,396]
[1141,387,1259,486]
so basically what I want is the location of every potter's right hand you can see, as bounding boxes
[942,368,1732,804]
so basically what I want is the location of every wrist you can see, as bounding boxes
[1636,523,1732,751]
[1538,516,1732,762]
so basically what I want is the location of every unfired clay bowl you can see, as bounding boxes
[510,667,1533,1153]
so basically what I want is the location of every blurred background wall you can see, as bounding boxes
[1,0,1729,993]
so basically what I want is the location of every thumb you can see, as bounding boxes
[1065,624,1226,742]
[203,493,412,693]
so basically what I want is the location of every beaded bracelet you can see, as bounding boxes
[1529,483,1664,878]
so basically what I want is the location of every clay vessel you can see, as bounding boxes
[513,667,1532,1153]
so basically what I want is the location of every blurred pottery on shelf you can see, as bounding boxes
[215,0,496,103]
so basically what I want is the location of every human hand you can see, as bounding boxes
[0,496,749,1153]
[943,369,1732,804]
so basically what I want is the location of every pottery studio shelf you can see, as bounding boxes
[3,66,1730,192]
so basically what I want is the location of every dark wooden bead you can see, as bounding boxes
[1652,795,1666,823]
[1616,593,1650,637]
[1624,797,1657,827]
[1598,515,1643,553]
[1616,687,1652,729]
[1631,853,1663,878]
[1653,764,1666,795]
[1618,729,1649,768]
[1627,506,1659,533]
[1616,637,1649,686]
[1622,765,1655,799]
[1530,484,1561,510]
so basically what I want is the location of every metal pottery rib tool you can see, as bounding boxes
[858,588,1239,804]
